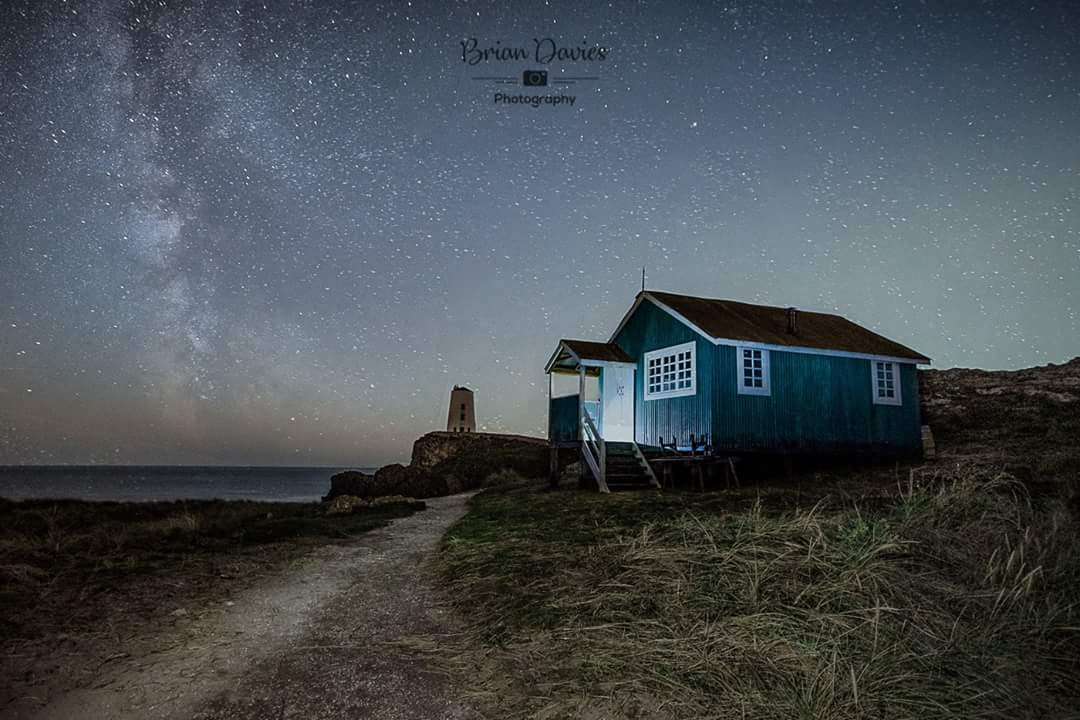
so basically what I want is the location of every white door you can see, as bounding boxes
[601,366,635,441]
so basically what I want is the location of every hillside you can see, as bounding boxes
[920,357,1080,484]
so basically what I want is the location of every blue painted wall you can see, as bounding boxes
[611,299,922,452]
[612,299,716,447]
[548,394,579,444]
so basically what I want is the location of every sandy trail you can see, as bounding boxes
[23,494,477,720]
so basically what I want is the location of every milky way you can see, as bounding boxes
[1,1,1078,465]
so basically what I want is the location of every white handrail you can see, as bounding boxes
[632,442,660,488]
[581,440,602,489]
[581,409,608,493]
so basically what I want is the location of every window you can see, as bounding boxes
[736,346,770,396]
[872,361,902,405]
[644,341,696,400]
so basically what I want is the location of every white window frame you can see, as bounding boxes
[871,360,902,406]
[644,341,697,400]
[736,346,771,396]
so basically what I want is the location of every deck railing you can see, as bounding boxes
[581,409,609,493]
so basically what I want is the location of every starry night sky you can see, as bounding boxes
[1,1,1078,466]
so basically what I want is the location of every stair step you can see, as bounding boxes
[606,473,651,482]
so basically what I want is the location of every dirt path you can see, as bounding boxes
[22,494,477,720]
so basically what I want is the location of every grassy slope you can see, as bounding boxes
[439,472,1080,719]
[0,498,424,641]
[0,498,423,702]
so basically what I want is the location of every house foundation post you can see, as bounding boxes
[549,445,560,488]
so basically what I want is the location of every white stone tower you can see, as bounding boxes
[446,385,476,433]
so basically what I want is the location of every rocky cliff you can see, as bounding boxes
[325,431,550,500]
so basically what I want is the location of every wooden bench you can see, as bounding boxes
[651,448,740,492]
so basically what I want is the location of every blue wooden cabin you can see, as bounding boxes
[545,290,930,491]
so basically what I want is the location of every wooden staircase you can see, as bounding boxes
[580,409,659,493]
[600,441,659,492]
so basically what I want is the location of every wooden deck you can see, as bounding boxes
[649,455,741,492]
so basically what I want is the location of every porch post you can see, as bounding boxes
[578,365,586,440]
[596,365,603,435]
[547,371,552,442]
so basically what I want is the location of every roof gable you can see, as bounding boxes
[610,291,930,364]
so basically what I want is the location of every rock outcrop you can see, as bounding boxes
[325,431,550,501]
[324,471,376,500]
[410,431,548,480]
[325,465,438,501]
[324,494,371,515]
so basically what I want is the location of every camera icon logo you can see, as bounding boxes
[522,70,548,87]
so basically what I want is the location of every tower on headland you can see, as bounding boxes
[446,385,476,433]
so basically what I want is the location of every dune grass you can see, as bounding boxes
[437,467,1080,718]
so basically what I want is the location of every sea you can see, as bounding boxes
[0,466,381,503]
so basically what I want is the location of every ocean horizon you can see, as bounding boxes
[0,465,384,503]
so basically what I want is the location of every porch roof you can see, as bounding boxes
[545,339,635,373]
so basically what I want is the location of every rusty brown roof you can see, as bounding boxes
[560,339,635,363]
[644,291,930,363]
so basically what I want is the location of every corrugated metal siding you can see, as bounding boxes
[548,394,580,443]
[612,300,715,446]
[612,300,921,451]
[711,346,921,451]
